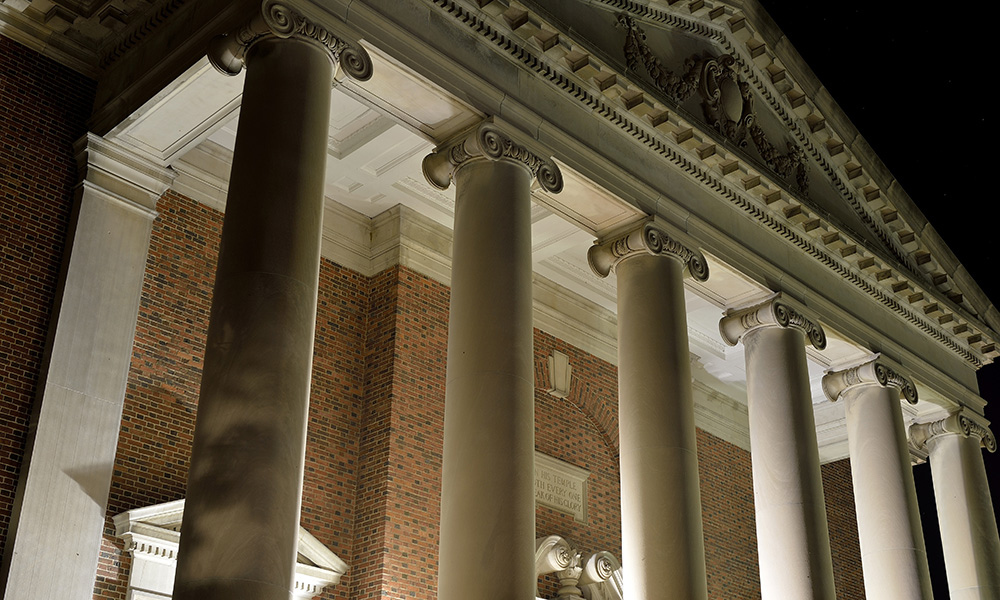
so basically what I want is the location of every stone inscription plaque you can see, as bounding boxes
[534,451,590,523]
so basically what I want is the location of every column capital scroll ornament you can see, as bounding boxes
[207,0,373,80]
[821,356,918,405]
[910,411,997,454]
[422,120,563,193]
[587,222,709,281]
[719,294,826,350]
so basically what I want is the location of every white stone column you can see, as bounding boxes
[171,5,372,600]
[0,135,172,600]
[422,120,563,599]
[720,296,836,600]
[588,222,710,600]
[823,358,932,599]
[911,412,1000,600]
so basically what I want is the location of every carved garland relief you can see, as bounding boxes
[617,13,808,194]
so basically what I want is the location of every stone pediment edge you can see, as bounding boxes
[528,0,999,340]
[383,0,997,368]
[112,498,349,574]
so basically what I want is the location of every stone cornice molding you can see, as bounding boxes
[421,119,563,193]
[76,133,174,216]
[206,0,373,80]
[822,356,918,405]
[587,221,709,281]
[391,0,996,368]
[910,411,997,454]
[719,294,826,350]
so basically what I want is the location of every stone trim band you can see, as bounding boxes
[421,120,563,193]
[719,295,826,350]
[587,222,709,281]
[822,357,918,405]
[207,0,373,80]
[911,412,997,454]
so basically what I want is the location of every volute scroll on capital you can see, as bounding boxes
[586,222,710,281]
[719,295,826,350]
[421,120,564,193]
[207,0,373,80]
[821,357,918,405]
[910,411,997,454]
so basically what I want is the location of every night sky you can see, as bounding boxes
[756,2,997,594]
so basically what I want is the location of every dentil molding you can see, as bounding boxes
[206,0,373,80]
[421,119,563,193]
[587,221,709,281]
[822,356,919,405]
[719,294,826,350]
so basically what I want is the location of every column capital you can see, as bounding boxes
[719,294,826,350]
[207,0,373,80]
[586,221,709,281]
[911,411,997,454]
[421,119,563,193]
[821,356,918,404]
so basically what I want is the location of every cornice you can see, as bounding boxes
[910,411,997,455]
[822,356,918,405]
[587,221,709,281]
[207,0,373,79]
[414,0,995,368]
[421,119,563,193]
[719,294,826,349]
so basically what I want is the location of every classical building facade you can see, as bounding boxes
[1,1,998,599]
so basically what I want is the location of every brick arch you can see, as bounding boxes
[533,330,619,457]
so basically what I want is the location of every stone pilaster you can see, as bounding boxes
[425,119,561,600]
[172,3,370,599]
[823,358,932,599]
[720,295,836,600]
[911,411,1000,600]
[590,221,710,600]
[1,134,172,600]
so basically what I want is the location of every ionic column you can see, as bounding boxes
[823,358,932,599]
[1,135,171,600]
[172,4,372,600]
[422,120,563,599]
[588,223,711,600]
[911,412,1000,600]
[719,296,836,600]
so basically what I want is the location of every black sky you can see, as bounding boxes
[756,1,997,595]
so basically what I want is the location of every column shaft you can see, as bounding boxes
[744,326,836,600]
[928,432,1000,600]
[437,158,536,599]
[844,386,932,599]
[616,254,708,600]
[172,37,332,600]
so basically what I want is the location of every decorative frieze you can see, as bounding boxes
[587,221,709,280]
[207,0,372,80]
[822,357,918,405]
[421,120,563,193]
[719,295,826,349]
[911,412,998,454]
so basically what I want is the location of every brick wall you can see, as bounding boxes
[0,35,94,556]
[68,188,864,600]
[824,458,865,599]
